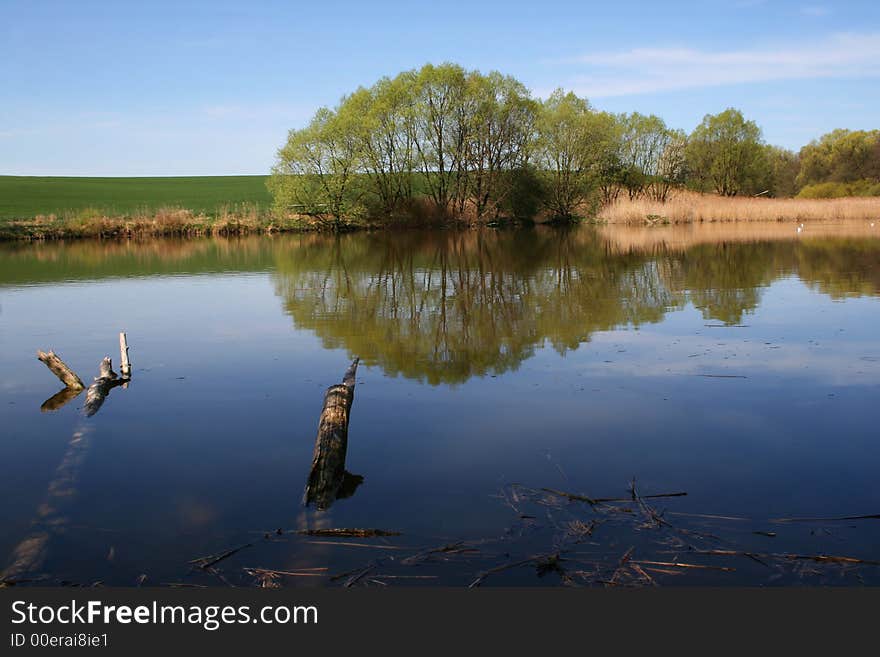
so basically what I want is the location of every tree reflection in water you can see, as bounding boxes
[271,225,880,384]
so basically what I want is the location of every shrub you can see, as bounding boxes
[797,180,880,199]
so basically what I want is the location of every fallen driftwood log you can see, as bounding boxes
[36,332,132,415]
[303,358,363,510]
[37,351,85,390]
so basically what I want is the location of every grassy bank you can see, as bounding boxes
[2,175,880,241]
[597,190,880,224]
[0,174,282,240]
[0,206,317,240]
[0,175,271,220]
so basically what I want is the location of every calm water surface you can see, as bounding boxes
[1,223,879,586]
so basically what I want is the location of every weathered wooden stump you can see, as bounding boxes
[36,333,132,415]
[119,332,131,378]
[36,351,85,390]
[84,356,124,417]
[304,358,363,510]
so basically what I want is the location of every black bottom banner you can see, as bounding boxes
[2,588,876,654]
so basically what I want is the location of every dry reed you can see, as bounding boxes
[597,190,880,224]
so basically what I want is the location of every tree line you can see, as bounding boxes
[269,63,880,224]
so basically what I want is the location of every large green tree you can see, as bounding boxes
[269,105,365,226]
[617,112,683,201]
[342,74,418,216]
[269,63,879,224]
[764,145,800,197]
[534,90,617,219]
[410,63,471,217]
[687,108,768,196]
[463,71,538,219]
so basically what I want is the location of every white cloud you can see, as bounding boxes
[553,32,880,98]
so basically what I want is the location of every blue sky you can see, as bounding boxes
[1,0,878,175]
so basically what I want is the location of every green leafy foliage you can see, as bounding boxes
[268,70,879,221]
[686,109,768,196]
[797,129,880,188]
[534,90,617,219]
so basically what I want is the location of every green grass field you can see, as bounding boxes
[0,175,272,220]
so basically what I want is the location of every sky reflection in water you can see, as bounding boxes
[1,223,878,586]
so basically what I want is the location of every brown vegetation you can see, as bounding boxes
[596,189,880,224]
[0,205,311,240]
[3,189,880,241]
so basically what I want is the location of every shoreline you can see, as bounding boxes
[2,214,878,244]
[2,190,878,242]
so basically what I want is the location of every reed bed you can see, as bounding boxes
[597,190,880,224]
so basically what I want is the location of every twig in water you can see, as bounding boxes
[162,583,208,588]
[566,520,598,540]
[629,480,673,529]
[666,511,749,521]
[632,560,735,572]
[770,514,880,523]
[401,542,479,566]
[244,567,327,578]
[593,491,687,503]
[608,547,635,586]
[470,554,555,588]
[295,528,402,537]
[344,563,376,588]
[188,543,253,570]
[629,562,658,587]
[305,540,407,550]
[780,554,880,566]
[541,488,597,505]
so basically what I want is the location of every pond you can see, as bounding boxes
[1,221,879,587]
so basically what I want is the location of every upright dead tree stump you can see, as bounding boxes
[304,358,363,510]
[119,332,131,379]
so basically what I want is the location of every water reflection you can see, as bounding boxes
[2,223,879,586]
[273,230,678,384]
[2,223,878,386]
[270,226,880,384]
